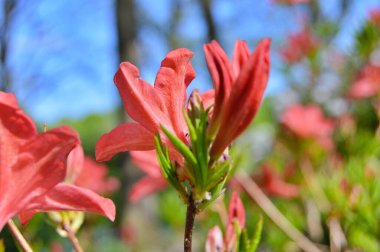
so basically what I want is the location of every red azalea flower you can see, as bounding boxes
[96,49,196,162]
[18,144,116,223]
[281,103,334,150]
[0,91,80,230]
[348,64,380,99]
[261,164,299,198]
[128,150,167,203]
[204,39,271,159]
[281,28,318,64]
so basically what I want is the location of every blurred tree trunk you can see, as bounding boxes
[198,0,218,42]
[114,0,138,228]
[0,0,16,92]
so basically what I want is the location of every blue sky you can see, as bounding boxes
[3,0,380,123]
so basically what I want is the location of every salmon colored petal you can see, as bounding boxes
[65,145,85,183]
[154,48,195,140]
[114,62,168,132]
[232,40,250,78]
[281,104,333,140]
[21,183,115,221]
[75,157,120,195]
[211,39,271,158]
[0,92,37,141]
[96,122,155,162]
[0,126,79,230]
[128,176,167,203]
[348,79,380,98]
[205,226,225,252]
[130,150,161,177]
[204,41,234,130]
[262,165,299,199]
[199,89,215,110]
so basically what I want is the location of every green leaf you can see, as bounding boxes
[238,229,250,252]
[160,125,198,170]
[249,215,263,252]
[154,133,188,202]
[205,161,231,191]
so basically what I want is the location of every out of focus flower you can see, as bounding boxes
[205,226,224,252]
[206,192,246,252]
[369,8,380,27]
[67,146,119,195]
[0,91,79,230]
[261,164,299,198]
[280,28,318,64]
[96,49,196,163]
[128,150,167,203]
[204,39,271,160]
[348,64,380,99]
[281,104,334,149]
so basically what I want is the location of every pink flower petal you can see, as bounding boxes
[205,226,225,252]
[155,48,195,140]
[210,39,271,158]
[0,126,79,230]
[114,62,168,132]
[130,150,161,177]
[128,176,167,203]
[232,40,250,78]
[21,183,116,222]
[65,145,85,183]
[96,122,155,161]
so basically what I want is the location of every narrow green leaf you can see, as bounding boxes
[238,229,250,252]
[184,111,202,185]
[160,125,198,169]
[206,161,231,191]
[249,215,263,252]
[154,134,188,202]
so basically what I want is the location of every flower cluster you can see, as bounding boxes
[96,39,270,206]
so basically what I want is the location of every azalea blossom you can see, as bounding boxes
[280,28,318,64]
[204,39,271,160]
[96,39,270,212]
[0,91,79,230]
[281,103,334,149]
[96,49,196,162]
[261,164,299,198]
[348,64,380,99]
[128,150,167,203]
[205,192,246,252]
[0,91,116,230]
[18,144,117,224]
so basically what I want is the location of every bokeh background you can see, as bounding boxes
[1,0,380,251]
